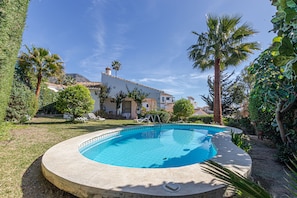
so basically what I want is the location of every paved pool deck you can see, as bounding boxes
[41,125,251,198]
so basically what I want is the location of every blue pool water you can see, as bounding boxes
[80,124,225,168]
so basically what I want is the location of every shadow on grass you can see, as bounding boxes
[21,156,77,198]
[24,122,68,125]
[68,123,138,133]
[24,116,139,131]
[24,117,67,125]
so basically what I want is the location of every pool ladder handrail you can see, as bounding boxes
[147,114,162,124]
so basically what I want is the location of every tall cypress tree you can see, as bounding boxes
[0,0,30,122]
[201,70,245,116]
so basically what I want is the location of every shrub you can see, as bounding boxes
[248,90,274,136]
[56,85,94,119]
[146,110,171,123]
[173,98,194,120]
[158,110,171,123]
[231,132,251,153]
[239,118,256,134]
[224,117,255,134]
[6,81,37,123]
[188,115,213,124]
[38,85,59,114]
[275,127,297,163]
[276,143,297,164]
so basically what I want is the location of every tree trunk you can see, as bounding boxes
[100,102,104,111]
[35,74,42,100]
[136,102,141,119]
[115,103,119,116]
[276,101,286,144]
[213,58,223,125]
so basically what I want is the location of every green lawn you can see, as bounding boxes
[0,117,137,198]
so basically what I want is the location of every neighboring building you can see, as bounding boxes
[101,68,174,119]
[142,98,157,112]
[193,108,208,116]
[187,96,197,108]
[45,82,66,92]
[161,93,175,112]
[202,106,214,114]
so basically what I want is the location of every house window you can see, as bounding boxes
[162,97,165,102]
[122,101,131,113]
[166,97,171,101]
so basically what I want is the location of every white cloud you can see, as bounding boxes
[190,72,211,80]
[162,88,184,96]
[138,76,176,83]
[94,23,106,56]
[91,0,107,7]
[79,3,132,78]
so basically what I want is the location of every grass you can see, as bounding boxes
[0,122,14,141]
[0,117,137,198]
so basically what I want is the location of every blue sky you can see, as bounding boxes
[21,0,276,107]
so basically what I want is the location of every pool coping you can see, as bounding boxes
[41,124,251,197]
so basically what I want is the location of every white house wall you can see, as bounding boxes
[102,73,162,108]
[103,98,137,119]
[90,89,100,113]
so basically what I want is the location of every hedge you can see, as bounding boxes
[188,115,214,124]
[0,0,30,123]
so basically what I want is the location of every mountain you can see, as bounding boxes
[66,73,90,82]
[48,73,90,84]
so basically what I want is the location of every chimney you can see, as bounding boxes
[105,67,111,75]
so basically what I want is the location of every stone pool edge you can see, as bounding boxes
[41,125,251,198]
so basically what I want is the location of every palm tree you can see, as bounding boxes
[188,15,259,125]
[18,46,64,100]
[111,60,121,77]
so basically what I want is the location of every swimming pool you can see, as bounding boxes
[42,124,252,197]
[80,125,224,168]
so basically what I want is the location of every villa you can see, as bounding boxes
[50,68,175,119]
[100,67,174,119]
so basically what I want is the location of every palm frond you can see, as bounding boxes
[188,14,259,72]
[285,154,297,196]
[202,160,272,198]
[232,23,258,40]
